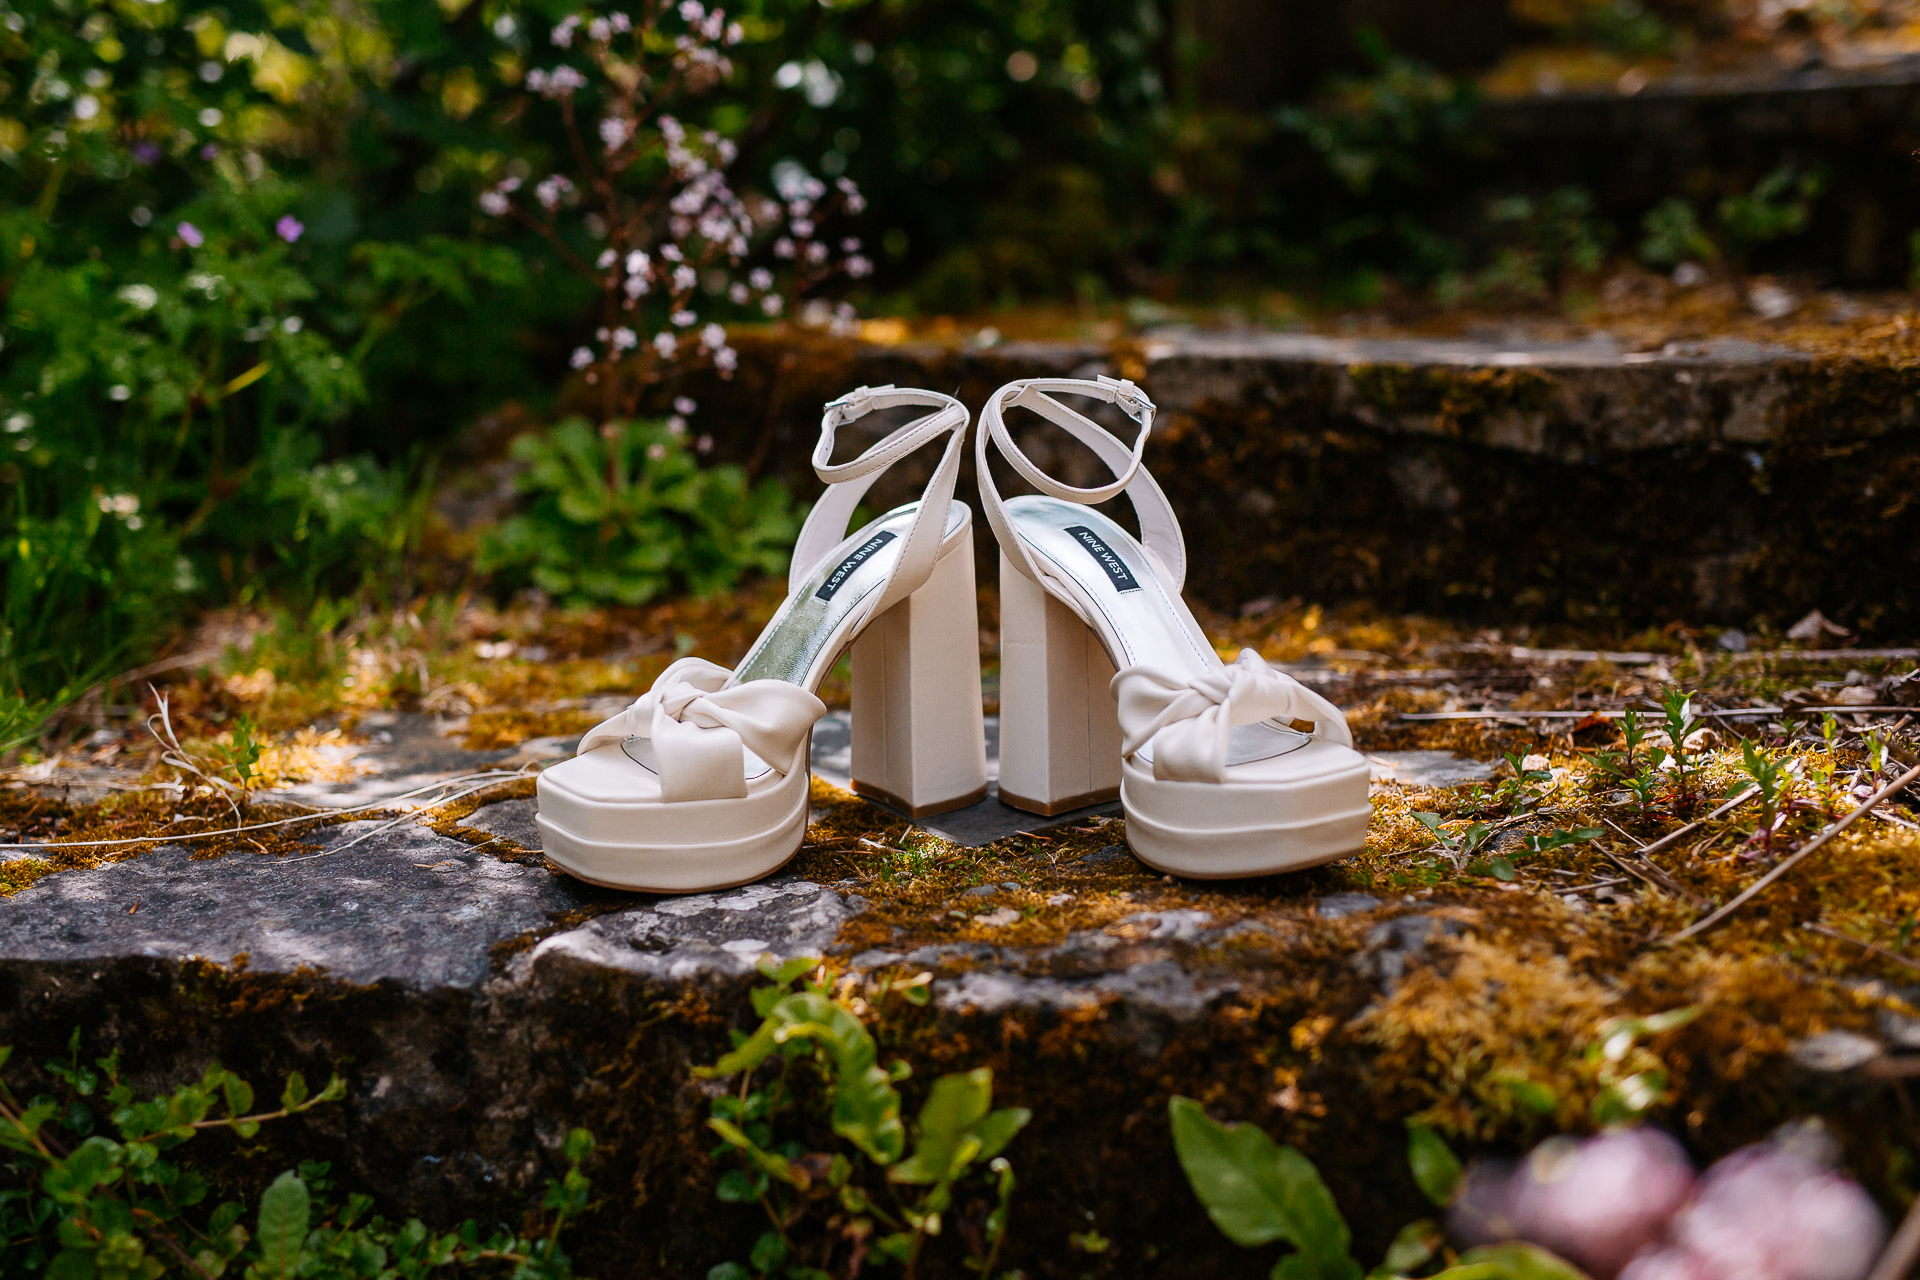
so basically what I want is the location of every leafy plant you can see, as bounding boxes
[1657,689,1702,816]
[1476,188,1610,298]
[1717,165,1822,263]
[476,419,799,607]
[1735,737,1798,859]
[1584,1007,1700,1126]
[697,958,1030,1279]
[1414,812,1494,871]
[1494,753,1554,815]
[1638,198,1717,268]
[1169,1099,1591,1280]
[0,1030,595,1278]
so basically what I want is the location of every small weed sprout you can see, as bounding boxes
[1590,709,1649,788]
[1495,752,1554,814]
[1658,688,1702,816]
[1736,737,1799,861]
[1867,730,1891,780]
[1414,812,1494,872]
[1623,764,1663,818]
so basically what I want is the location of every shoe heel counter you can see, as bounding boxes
[848,526,990,818]
[994,549,1123,816]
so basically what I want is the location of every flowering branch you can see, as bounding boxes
[478,1,870,425]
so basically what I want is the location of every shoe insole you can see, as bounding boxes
[1007,495,1309,768]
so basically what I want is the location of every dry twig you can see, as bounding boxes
[1800,921,1920,975]
[1667,763,1920,944]
[1867,1193,1920,1280]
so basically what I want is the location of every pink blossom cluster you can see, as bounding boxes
[476,1,870,407]
[1451,1127,1888,1280]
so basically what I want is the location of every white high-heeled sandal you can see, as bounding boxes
[976,375,1372,878]
[537,386,989,893]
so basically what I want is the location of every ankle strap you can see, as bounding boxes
[789,385,970,621]
[977,376,1186,591]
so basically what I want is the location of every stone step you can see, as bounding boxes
[1480,58,1920,284]
[645,326,1918,636]
[1,778,1895,1274]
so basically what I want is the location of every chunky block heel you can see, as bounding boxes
[995,549,1122,816]
[849,527,991,818]
[537,385,979,893]
[976,375,1372,878]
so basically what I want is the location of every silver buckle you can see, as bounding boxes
[824,384,893,425]
[1097,374,1154,415]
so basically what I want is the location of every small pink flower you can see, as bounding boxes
[275,215,304,243]
[177,222,204,248]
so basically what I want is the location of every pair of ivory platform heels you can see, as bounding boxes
[534,378,1373,894]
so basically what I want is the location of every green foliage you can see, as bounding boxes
[1173,1100,1594,1280]
[1167,1097,1362,1280]
[1639,198,1718,267]
[0,0,535,710]
[1271,39,1486,293]
[1441,1243,1591,1280]
[477,419,799,608]
[1736,737,1799,856]
[1415,812,1492,869]
[1474,188,1610,299]
[1657,688,1702,814]
[1585,1007,1700,1126]
[0,1032,595,1278]
[1717,165,1822,261]
[1405,1122,1463,1208]
[698,958,1029,1278]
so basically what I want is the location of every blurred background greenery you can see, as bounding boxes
[3,0,1915,741]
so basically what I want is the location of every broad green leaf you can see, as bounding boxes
[253,1170,311,1278]
[749,1230,787,1273]
[1374,1219,1443,1277]
[1276,1252,1365,1280]
[43,1137,121,1203]
[1436,1242,1592,1280]
[279,1072,307,1111]
[1168,1096,1357,1268]
[971,1107,1031,1162]
[714,1169,762,1203]
[889,1069,991,1186]
[706,1264,751,1280]
[1406,1123,1463,1207]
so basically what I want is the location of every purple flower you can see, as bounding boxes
[199,144,218,160]
[131,142,161,166]
[177,222,204,248]
[275,216,304,243]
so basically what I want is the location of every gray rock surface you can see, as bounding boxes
[0,819,599,988]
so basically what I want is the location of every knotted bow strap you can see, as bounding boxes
[1112,650,1353,784]
[575,657,826,802]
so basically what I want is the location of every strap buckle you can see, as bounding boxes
[824,384,894,426]
[1097,374,1154,415]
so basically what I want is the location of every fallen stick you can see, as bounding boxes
[1800,921,1920,975]
[1666,762,1920,944]
[1866,1192,1920,1280]
[1400,706,1912,721]
[1633,787,1759,862]
[1602,844,1709,907]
